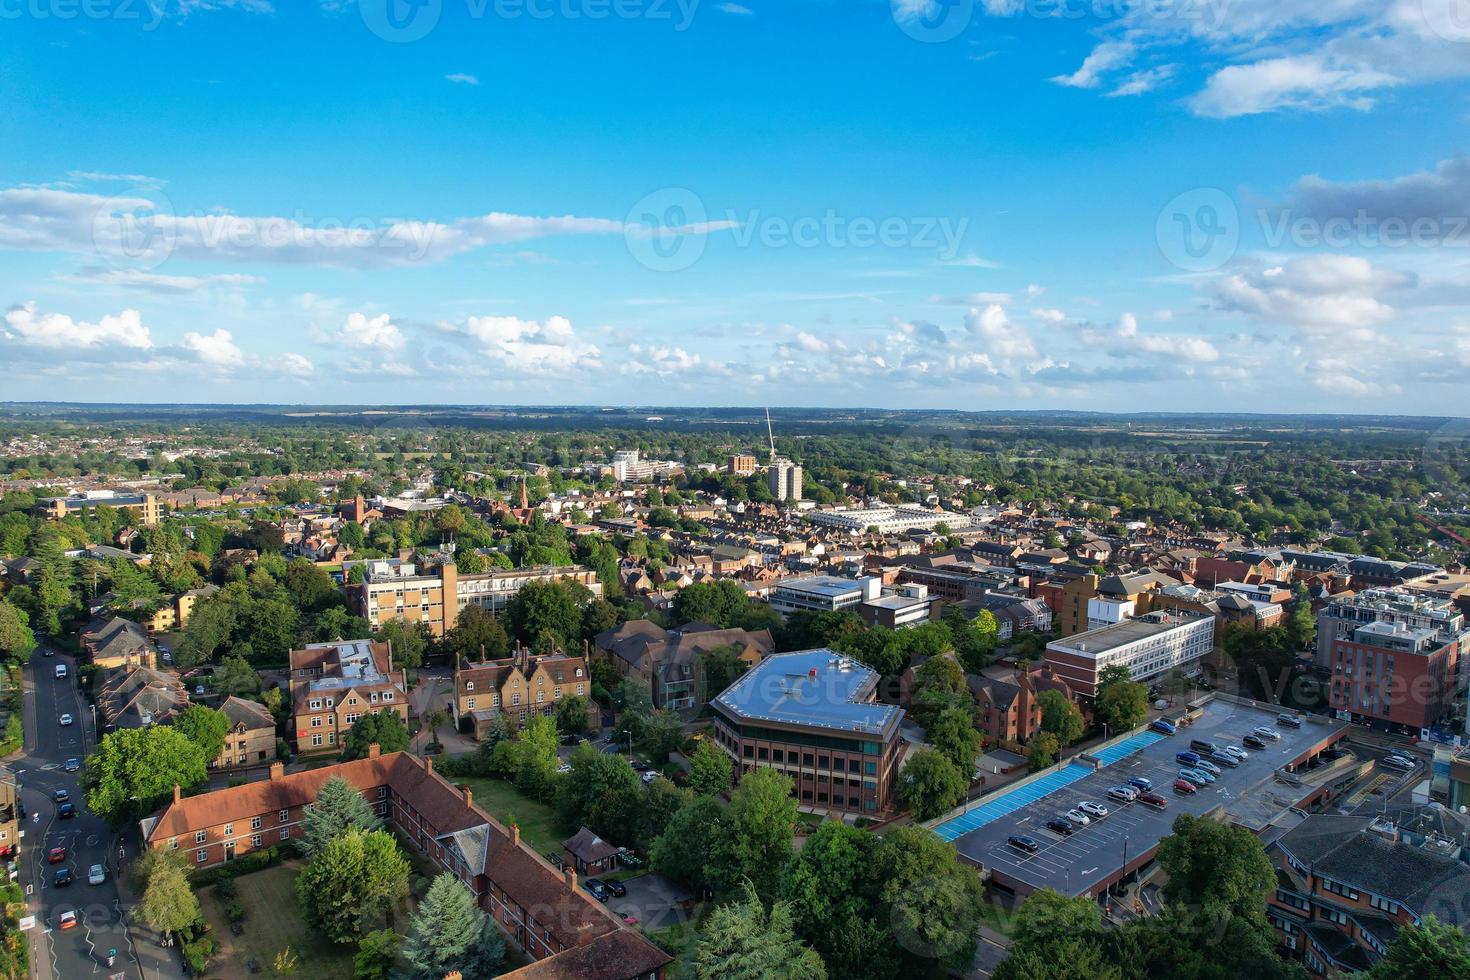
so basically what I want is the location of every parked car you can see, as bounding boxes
[1078,800,1110,819]
[1193,758,1221,775]
[555,763,572,774]
[640,771,658,785]
[1189,739,1220,755]
[87,864,106,886]
[1223,745,1249,761]
[1382,754,1416,771]
[1107,786,1138,803]
[53,867,73,888]
[51,789,68,804]
[602,879,627,897]
[57,910,78,930]
[1210,751,1241,768]
[1173,778,1198,794]
[63,758,80,773]
[57,803,76,819]
[583,880,610,902]
[1007,835,1041,854]
[1175,751,1201,766]
[1242,734,1268,750]
[621,914,639,926]
[1181,767,1214,785]
[1137,791,1168,809]
[46,847,66,864]
[58,714,73,727]
[1127,776,1153,792]
[1253,726,1282,741]
[1277,713,1303,728]
[1149,719,1176,735]
[1065,808,1091,827]
[54,664,67,680]
[1045,818,1075,836]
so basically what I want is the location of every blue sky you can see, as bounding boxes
[3,0,1470,411]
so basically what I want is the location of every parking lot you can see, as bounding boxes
[945,699,1348,897]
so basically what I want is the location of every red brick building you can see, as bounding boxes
[139,748,669,978]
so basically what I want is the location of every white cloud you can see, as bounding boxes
[444,73,480,86]
[3,303,152,349]
[718,2,752,13]
[939,254,1001,269]
[1190,56,1397,118]
[452,314,600,374]
[1052,42,1134,90]
[1210,255,1410,336]
[181,328,245,369]
[65,267,260,294]
[1107,65,1175,98]
[338,312,405,350]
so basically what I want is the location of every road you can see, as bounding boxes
[16,643,138,980]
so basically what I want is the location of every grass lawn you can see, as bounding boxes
[199,861,356,980]
[457,776,565,855]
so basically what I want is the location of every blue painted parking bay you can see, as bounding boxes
[933,731,1166,843]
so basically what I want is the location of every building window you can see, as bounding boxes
[168,838,178,850]
[196,849,208,863]
[378,787,388,799]
[309,699,322,710]
[195,831,207,844]
[466,681,475,691]
[312,734,324,747]
[467,698,476,710]
[223,823,233,837]
[278,809,289,822]
[281,827,290,839]
[251,834,262,848]
[383,692,393,702]
[251,816,262,830]
[311,717,322,728]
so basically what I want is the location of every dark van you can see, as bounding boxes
[1189,739,1219,755]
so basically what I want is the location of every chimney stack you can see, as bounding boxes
[463,786,473,808]
[269,762,285,781]
[511,824,520,847]
[368,742,381,760]
[564,866,577,890]
[425,755,433,775]
[173,783,181,804]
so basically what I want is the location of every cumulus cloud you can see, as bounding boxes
[451,314,601,374]
[1052,41,1134,89]
[3,303,152,349]
[0,185,728,269]
[181,328,245,369]
[337,312,405,350]
[1190,56,1397,118]
[1269,155,1470,244]
[444,73,480,85]
[1209,255,1411,337]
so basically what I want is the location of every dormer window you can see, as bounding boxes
[309,699,322,711]
[575,667,584,677]
[466,681,475,691]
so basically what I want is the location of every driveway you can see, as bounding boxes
[607,872,696,932]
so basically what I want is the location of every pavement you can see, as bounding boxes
[602,872,694,932]
[13,642,183,980]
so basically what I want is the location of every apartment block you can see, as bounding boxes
[727,454,757,476]
[711,650,905,816]
[289,640,408,754]
[1043,610,1215,697]
[769,575,880,615]
[36,490,162,526]
[451,649,595,738]
[358,560,601,637]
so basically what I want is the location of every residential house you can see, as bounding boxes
[80,616,156,669]
[452,649,594,739]
[288,640,408,754]
[215,696,277,770]
[593,621,773,711]
[562,826,620,876]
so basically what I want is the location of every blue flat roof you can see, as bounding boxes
[776,576,865,598]
[713,649,901,738]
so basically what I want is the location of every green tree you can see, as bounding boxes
[401,874,505,980]
[700,644,751,701]
[873,826,984,968]
[780,821,897,980]
[688,739,734,796]
[375,617,431,679]
[84,727,208,826]
[1157,814,1275,925]
[554,694,593,736]
[0,601,36,659]
[1366,915,1470,980]
[503,579,587,651]
[901,749,967,820]
[441,604,510,663]
[174,705,229,766]
[651,795,736,896]
[296,829,409,944]
[340,709,410,761]
[580,598,621,641]
[1037,689,1084,745]
[1096,678,1149,734]
[728,768,798,898]
[1027,731,1059,772]
[137,850,202,935]
[215,654,262,696]
[555,740,640,832]
[1286,599,1316,650]
[301,776,384,858]
[354,929,400,980]
[907,655,970,729]
[927,705,982,774]
[696,883,828,980]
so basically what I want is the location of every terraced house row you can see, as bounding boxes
[140,746,670,980]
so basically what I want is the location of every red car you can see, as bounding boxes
[1173,778,1198,794]
[46,847,66,864]
[1138,791,1168,809]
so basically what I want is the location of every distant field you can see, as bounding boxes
[200,861,355,980]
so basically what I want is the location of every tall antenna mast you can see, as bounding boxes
[765,407,777,461]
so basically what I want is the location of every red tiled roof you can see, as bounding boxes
[496,930,672,980]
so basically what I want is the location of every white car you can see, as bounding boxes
[555,763,572,774]
[1382,754,1416,771]
[58,714,73,727]
[87,864,106,886]
[1064,808,1091,827]
[1223,745,1249,761]
[1253,727,1281,741]
[1078,800,1110,819]
[1107,786,1138,803]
